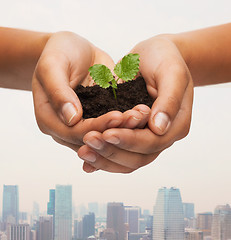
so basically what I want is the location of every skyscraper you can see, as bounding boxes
[106,202,126,240]
[54,185,72,240]
[47,190,55,216]
[184,229,203,240]
[183,203,195,219]
[2,185,19,225]
[211,204,231,240]
[124,206,140,234]
[82,212,95,239]
[35,216,53,240]
[73,219,78,240]
[6,224,30,240]
[153,187,184,240]
[196,212,213,237]
[47,189,55,239]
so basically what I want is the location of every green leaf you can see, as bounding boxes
[114,53,140,81]
[88,64,114,88]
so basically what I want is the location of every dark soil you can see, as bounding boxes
[74,76,154,119]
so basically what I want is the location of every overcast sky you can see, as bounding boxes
[0,0,231,215]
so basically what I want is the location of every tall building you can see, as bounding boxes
[77,220,83,240]
[211,204,231,240]
[196,212,213,237]
[138,218,146,233]
[143,215,153,239]
[73,219,78,240]
[185,229,203,240]
[183,203,195,219]
[106,202,126,240]
[153,187,184,240]
[54,185,72,240]
[125,206,140,234]
[47,190,55,216]
[2,185,19,225]
[35,216,53,240]
[82,212,95,239]
[6,224,30,240]
[47,189,55,239]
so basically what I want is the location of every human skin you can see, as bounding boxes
[32,31,151,147]
[0,27,50,90]
[1,25,231,174]
[0,28,149,155]
[79,23,231,173]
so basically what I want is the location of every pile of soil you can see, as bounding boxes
[74,76,154,119]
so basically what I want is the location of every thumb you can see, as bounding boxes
[35,57,83,126]
[147,65,191,135]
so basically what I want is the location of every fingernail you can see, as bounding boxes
[81,152,96,162]
[85,139,103,150]
[139,110,150,115]
[132,116,141,121]
[153,112,170,133]
[105,136,120,145]
[62,103,77,125]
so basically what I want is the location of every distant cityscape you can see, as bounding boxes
[0,185,230,240]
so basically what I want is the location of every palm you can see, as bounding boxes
[32,32,121,150]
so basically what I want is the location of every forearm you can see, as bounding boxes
[0,27,51,90]
[168,23,231,86]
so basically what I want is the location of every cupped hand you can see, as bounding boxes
[32,31,124,150]
[78,35,194,173]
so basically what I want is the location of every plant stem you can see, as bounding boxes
[112,87,117,100]
[110,78,118,101]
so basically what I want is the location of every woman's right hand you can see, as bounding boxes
[32,31,125,151]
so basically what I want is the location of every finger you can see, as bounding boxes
[119,110,143,128]
[80,132,158,170]
[103,128,166,154]
[33,80,123,144]
[102,81,193,154]
[132,40,191,135]
[79,146,134,173]
[172,78,194,140]
[121,106,151,129]
[150,73,190,136]
[82,162,98,173]
[132,104,151,128]
[148,60,191,135]
[119,105,150,129]
[34,53,83,126]
[78,145,151,173]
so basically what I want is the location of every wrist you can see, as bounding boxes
[34,32,52,62]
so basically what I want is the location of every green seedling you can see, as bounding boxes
[88,53,140,99]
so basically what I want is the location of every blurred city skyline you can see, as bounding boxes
[1,185,230,240]
[0,184,229,217]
